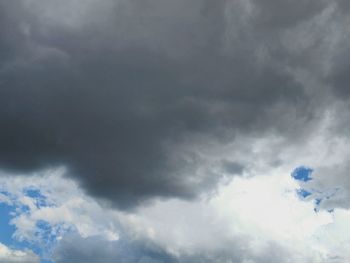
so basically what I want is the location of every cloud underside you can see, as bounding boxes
[1,0,350,211]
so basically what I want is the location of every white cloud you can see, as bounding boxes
[0,243,39,263]
[0,169,119,245]
[117,173,336,261]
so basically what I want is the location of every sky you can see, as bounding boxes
[1,0,350,262]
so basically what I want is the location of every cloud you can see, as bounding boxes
[115,174,334,262]
[2,166,350,262]
[0,243,39,263]
[0,0,337,208]
[4,0,350,261]
[0,170,119,245]
[52,234,176,263]
[51,234,296,263]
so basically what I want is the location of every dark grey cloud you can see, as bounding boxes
[52,233,302,263]
[0,0,344,208]
[251,0,328,28]
[52,234,176,263]
[221,160,245,175]
[327,42,350,99]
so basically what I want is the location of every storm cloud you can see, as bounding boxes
[52,233,297,263]
[1,0,350,209]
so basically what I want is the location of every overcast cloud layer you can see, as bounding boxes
[3,0,350,208]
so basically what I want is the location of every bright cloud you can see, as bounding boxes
[0,243,39,263]
[1,154,350,262]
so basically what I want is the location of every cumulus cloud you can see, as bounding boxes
[0,170,119,244]
[0,243,39,263]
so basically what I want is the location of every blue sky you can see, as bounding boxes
[0,186,76,263]
[0,172,122,263]
[0,202,16,247]
[291,167,313,182]
[0,191,52,263]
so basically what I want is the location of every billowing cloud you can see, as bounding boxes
[1,0,346,208]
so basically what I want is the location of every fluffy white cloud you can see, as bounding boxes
[0,169,119,245]
[0,243,39,263]
[117,173,337,262]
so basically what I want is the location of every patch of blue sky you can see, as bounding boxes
[291,167,339,214]
[0,196,42,257]
[296,189,312,199]
[314,198,322,212]
[0,188,70,263]
[0,202,17,246]
[291,166,313,182]
[0,189,33,215]
[18,239,52,263]
[35,220,67,246]
[23,188,54,209]
[32,220,57,261]
[315,198,322,206]
[29,220,75,262]
[4,211,72,263]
